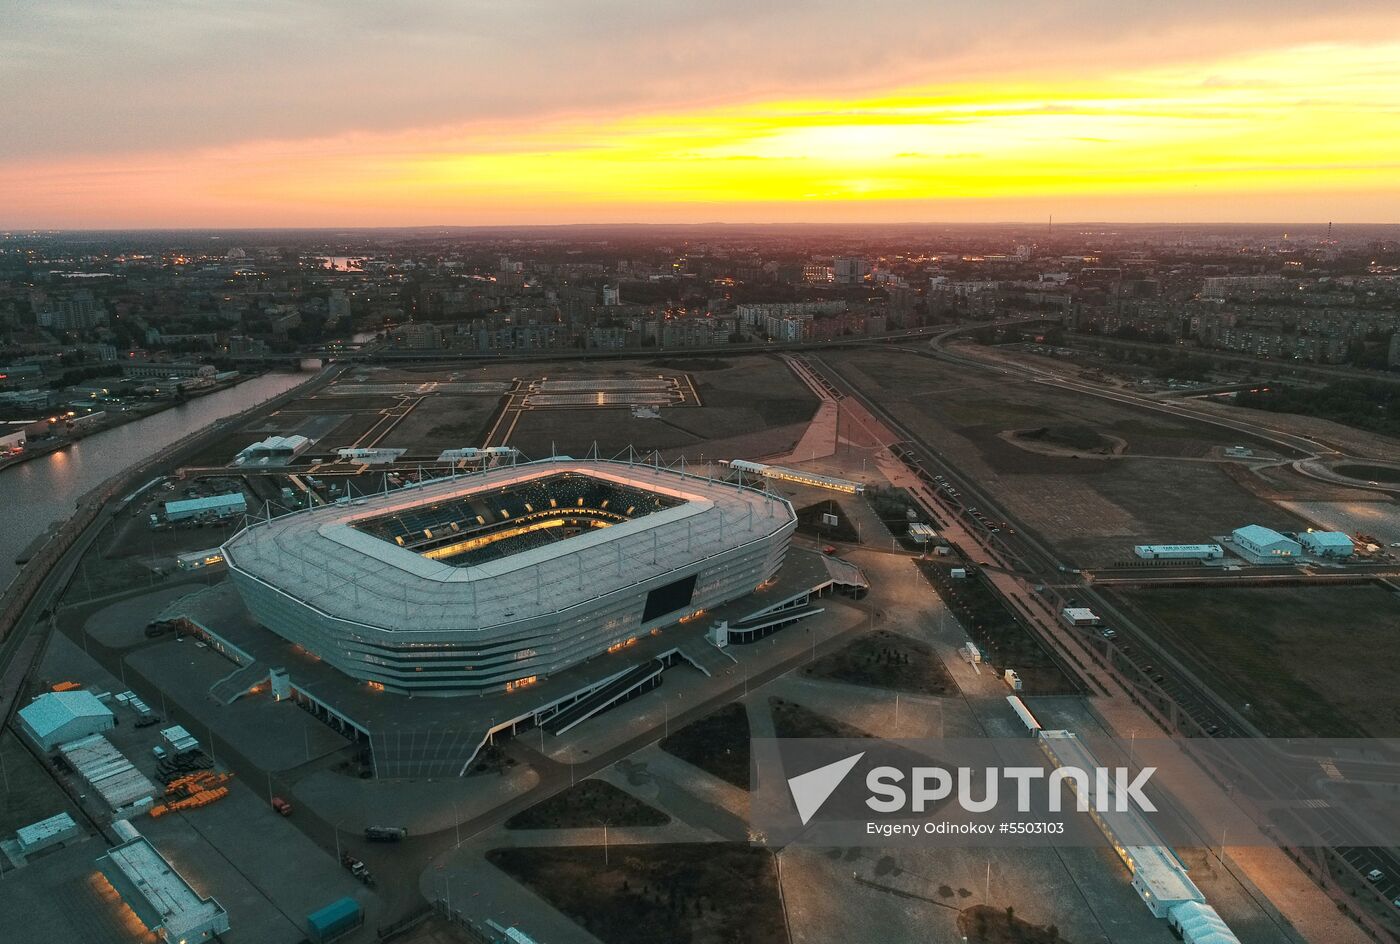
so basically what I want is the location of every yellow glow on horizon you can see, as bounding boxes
[6,40,1400,224]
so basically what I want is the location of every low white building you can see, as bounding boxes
[164,492,247,522]
[1060,607,1100,627]
[1134,544,1223,561]
[59,735,156,813]
[17,691,114,751]
[176,549,226,571]
[16,812,82,855]
[98,837,229,942]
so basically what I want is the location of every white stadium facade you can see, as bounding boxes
[222,458,797,696]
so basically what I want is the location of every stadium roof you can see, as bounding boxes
[223,458,794,635]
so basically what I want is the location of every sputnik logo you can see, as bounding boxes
[787,752,865,825]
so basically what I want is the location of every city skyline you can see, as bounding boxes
[4,1,1400,228]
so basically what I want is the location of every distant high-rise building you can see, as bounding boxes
[833,257,870,284]
[327,289,351,325]
[602,284,621,306]
[36,290,104,330]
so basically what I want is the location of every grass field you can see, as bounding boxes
[1112,583,1400,737]
[958,905,1067,944]
[917,562,1076,694]
[659,703,751,790]
[377,395,501,450]
[200,355,818,467]
[486,843,788,944]
[795,499,860,544]
[769,697,874,739]
[505,779,669,830]
[505,354,816,459]
[802,629,958,696]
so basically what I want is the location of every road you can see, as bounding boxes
[800,330,1400,940]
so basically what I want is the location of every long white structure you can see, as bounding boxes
[1038,729,1240,943]
[98,837,229,942]
[724,459,865,495]
[1134,544,1224,561]
[58,734,156,813]
[223,458,796,695]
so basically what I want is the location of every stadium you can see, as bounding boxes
[222,457,798,695]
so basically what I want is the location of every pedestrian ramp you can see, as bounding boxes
[209,661,269,705]
[676,636,738,677]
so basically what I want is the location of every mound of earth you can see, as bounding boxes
[1004,425,1123,457]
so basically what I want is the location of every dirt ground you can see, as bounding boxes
[485,843,788,944]
[506,779,669,830]
[801,628,958,696]
[825,349,1314,566]
[376,395,502,451]
[503,354,817,459]
[658,703,751,790]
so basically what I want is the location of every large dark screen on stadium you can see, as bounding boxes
[642,574,698,622]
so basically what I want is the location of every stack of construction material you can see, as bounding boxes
[149,771,232,818]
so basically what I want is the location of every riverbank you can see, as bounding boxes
[0,373,262,474]
[0,366,338,644]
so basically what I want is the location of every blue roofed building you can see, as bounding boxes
[164,492,247,522]
[17,690,114,750]
[1299,531,1354,558]
[1231,525,1301,558]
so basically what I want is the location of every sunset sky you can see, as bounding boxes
[4,1,1400,227]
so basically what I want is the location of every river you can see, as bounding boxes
[0,371,313,596]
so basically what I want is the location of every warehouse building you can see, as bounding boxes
[1299,531,1354,558]
[1134,544,1224,561]
[235,434,311,465]
[17,690,114,750]
[98,836,229,943]
[164,492,247,522]
[1231,525,1300,558]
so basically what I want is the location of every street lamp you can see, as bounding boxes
[598,818,612,866]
